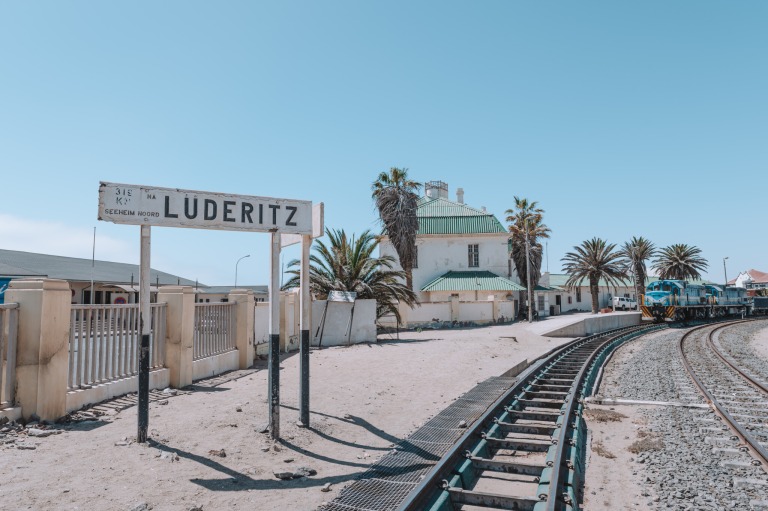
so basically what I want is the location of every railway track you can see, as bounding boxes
[678,319,768,472]
[390,324,663,511]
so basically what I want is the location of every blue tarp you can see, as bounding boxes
[0,278,10,304]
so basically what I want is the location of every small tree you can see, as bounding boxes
[506,197,550,315]
[372,167,420,291]
[618,236,656,301]
[652,244,708,281]
[283,228,417,324]
[562,238,628,313]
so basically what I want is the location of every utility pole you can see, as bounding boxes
[525,221,533,323]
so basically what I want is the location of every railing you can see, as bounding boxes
[68,303,167,390]
[1,303,19,408]
[194,302,236,360]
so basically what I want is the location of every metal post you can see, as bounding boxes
[137,225,151,443]
[90,227,96,304]
[235,254,250,288]
[723,257,729,295]
[525,227,533,323]
[269,232,281,440]
[299,234,311,427]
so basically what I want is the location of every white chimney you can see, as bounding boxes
[425,180,449,199]
[481,206,486,212]
[456,188,464,204]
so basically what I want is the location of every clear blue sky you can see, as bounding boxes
[1,2,765,286]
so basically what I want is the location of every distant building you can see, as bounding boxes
[730,269,768,291]
[0,249,266,304]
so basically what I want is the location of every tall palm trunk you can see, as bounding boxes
[590,280,600,313]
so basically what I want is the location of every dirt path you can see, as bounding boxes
[1,323,571,511]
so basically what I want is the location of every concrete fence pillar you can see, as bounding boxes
[157,286,194,388]
[450,295,460,322]
[228,289,255,369]
[6,279,71,421]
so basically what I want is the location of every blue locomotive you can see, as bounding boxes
[641,279,750,322]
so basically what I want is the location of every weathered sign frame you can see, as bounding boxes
[98,182,321,441]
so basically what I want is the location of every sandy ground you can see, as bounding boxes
[750,323,768,360]
[1,322,572,511]
[581,331,658,511]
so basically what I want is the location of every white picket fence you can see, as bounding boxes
[68,303,167,390]
[193,302,236,361]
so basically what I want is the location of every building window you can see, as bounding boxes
[537,295,545,311]
[576,289,582,302]
[468,244,479,268]
[568,296,572,304]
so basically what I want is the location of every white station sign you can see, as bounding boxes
[98,182,313,234]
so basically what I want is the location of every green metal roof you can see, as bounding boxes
[546,273,716,288]
[417,197,506,235]
[547,273,634,288]
[422,270,526,292]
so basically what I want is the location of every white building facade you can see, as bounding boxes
[379,181,524,326]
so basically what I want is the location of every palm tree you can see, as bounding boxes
[561,238,628,314]
[505,197,551,302]
[283,228,417,323]
[618,236,656,302]
[372,167,420,291]
[652,244,708,281]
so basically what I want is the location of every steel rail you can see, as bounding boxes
[706,321,768,395]
[677,320,768,472]
[395,324,654,511]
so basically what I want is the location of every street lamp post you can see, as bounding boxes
[525,223,533,323]
[723,257,729,294]
[235,254,251,288]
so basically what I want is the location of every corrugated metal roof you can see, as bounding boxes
[422,270,526,292]
[0,249,200,286]
[0,261,43,277]
[547,273,634,288]
[416,197,505,235]
[202,285,269,294]
[546,273,716,288]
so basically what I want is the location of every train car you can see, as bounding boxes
[641,279,749,322]
[753,296,768,315]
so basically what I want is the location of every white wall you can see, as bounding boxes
[401,302,452,324]
[254,298,377,352]
[378,298,517,327]
[459,302,493,322]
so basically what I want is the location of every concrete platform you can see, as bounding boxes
[524,311,642,338]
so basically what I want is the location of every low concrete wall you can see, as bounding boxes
[193,350,239,381]
[542,312,642,337]
[311,299,376,347]
[459,302,493,323]
[66,368,170,413]
[379,299,518,328]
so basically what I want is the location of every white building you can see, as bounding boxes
[730,269,768,291]
[539,273,636,313]
[379,181,524,326]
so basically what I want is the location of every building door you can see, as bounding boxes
[555,295,561,306]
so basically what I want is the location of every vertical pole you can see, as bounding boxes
[90,226,96,304]
[525,227,533,323]
[269,232,281,440]
[137,225,151,443]
[299,234,311,427]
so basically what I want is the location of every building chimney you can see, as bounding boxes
[481,206,486,212]
[456,188,464,204]
[425,180,449,199]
